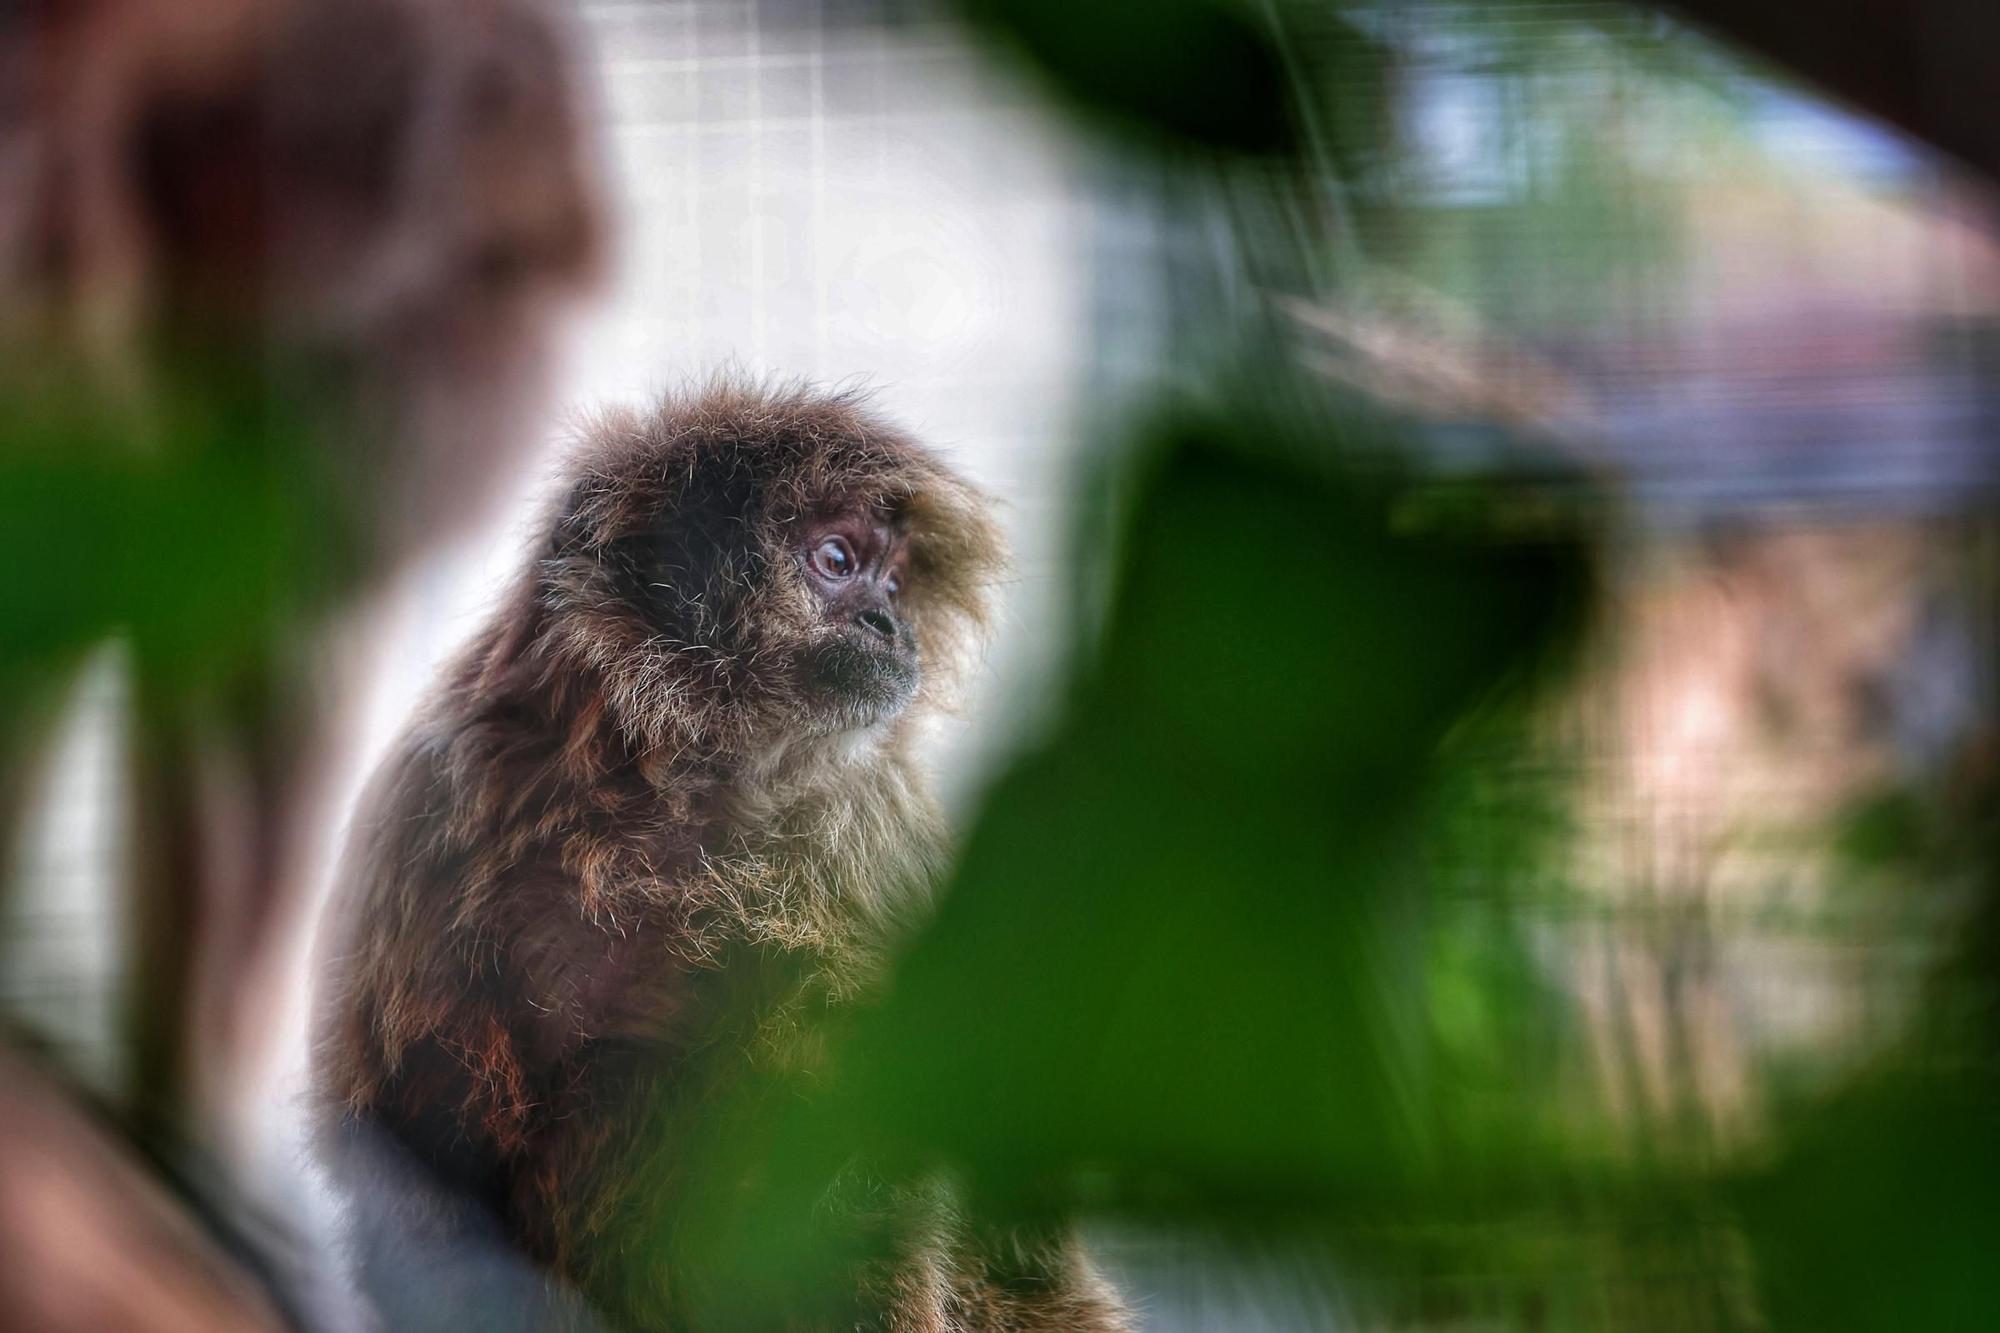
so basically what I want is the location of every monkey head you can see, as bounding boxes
[3,0,604,567]
[535,384,1005,758]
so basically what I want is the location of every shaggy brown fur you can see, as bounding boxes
[311,383,1128,1330]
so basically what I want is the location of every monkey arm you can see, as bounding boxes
[314,879,713,1328]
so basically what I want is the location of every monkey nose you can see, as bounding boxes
[855,607,898,641]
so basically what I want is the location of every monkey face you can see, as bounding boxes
[794,508,921,732]
[539,388,1002,756]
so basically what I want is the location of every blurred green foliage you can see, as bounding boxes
[1742,1066,2000,1332]
[956,0,1295,154]
[662,397,1610,1328]
[658,2,2000,1329]
[829,409,1595,1206]
[0,356,355,1122]
[0,363,348,700]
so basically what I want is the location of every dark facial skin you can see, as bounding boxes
[797,509,920,730]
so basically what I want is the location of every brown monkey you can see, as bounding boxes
[1,3,600,1329]
[310,383,1130,1331]
[0,0,603,1129]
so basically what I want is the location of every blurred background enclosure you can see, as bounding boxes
[4,0,1999,1329]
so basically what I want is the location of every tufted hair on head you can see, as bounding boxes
[468,380,1006,763]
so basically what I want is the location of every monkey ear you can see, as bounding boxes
[638,495,773,638]
[543,451,772,646]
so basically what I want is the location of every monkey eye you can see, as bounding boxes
[811,536,856,579]
[884,570,902,599]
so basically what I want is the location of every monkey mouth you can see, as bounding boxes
[803,634,920,730]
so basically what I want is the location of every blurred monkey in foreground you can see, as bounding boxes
[0,0,601,1327]
[0,0,601,1125]
[312,384,1131,1330]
